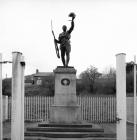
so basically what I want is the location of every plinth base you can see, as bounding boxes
[50,105,81,124]
[50,66,81,124]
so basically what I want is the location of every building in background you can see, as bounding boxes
[25,69,54,86]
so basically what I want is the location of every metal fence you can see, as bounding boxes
[7,96,116,123]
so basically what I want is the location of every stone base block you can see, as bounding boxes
[54,94,77,106]
[50,105,81,124]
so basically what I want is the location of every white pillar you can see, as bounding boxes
[0,53,3,140]
[11,52,25,140]
[21,55,25,139]
[116,53,127,140]
[134,56,136,140]
[3,95,8,121]
[5,96,8,121]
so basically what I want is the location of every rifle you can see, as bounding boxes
[51,20,60,59]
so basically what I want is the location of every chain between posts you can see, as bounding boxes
[116,117,122,123]
[0,61,12,64]
[0,61,25,66]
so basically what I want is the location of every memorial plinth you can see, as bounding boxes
[50,66,81,124]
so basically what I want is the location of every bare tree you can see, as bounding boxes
[79,65,101,93]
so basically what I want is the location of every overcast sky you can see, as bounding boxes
[0,0,137,78]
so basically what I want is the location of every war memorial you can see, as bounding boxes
[24,13,116,139]
[0,12,136,140]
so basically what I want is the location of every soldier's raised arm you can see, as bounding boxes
[68,20,74,34]
[68,12,76,34]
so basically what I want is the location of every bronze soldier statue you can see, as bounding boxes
[55,12,76,67]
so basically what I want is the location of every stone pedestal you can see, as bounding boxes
[50,66,81,124]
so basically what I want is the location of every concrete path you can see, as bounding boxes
[101,123,137,140]
[3,121,137,140]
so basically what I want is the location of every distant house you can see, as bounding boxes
[25,69,54,86]
[33,69,54,85]
[25,79,34,86]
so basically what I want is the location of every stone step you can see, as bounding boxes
[38,123,93,128]
[3,138,117,140]
[26,127,104,132]
[24,137,117,140]
[25,131,116,138]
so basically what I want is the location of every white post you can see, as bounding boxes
[21,55,25,140]
[0,53,3,140]
[11,52,25,140]
[3,96,8,120]
[116,53,127,140]
[3,95,8,121]
[134,56,136,140]
[5,96,8,120]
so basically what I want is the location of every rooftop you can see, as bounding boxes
[33,72,54,77]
